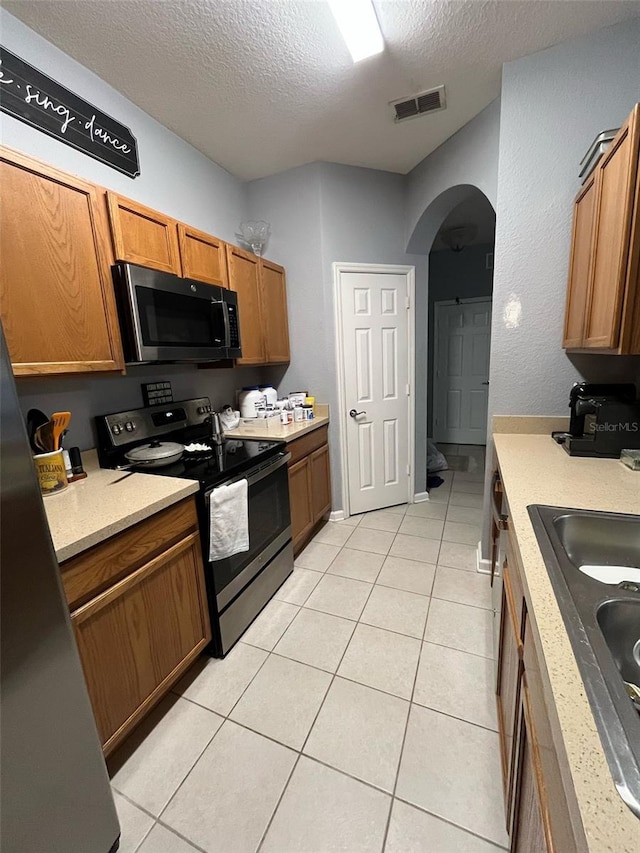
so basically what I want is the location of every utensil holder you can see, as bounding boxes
[34,450,68,496]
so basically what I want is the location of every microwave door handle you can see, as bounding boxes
[211,298,230,349]
[220,300,231,348]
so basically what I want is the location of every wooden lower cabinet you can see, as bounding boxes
[61,498,210,756]
[289,457,314,552]
[496,483,582,853]
[496,561,523,820]
[287,426,331,555]
[510,678,549,852]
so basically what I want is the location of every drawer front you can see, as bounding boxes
[61,498,198,609]
[287,425,328,466]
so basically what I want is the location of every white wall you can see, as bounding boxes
[1,9,267,449]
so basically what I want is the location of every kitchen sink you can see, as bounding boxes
[553,512,640,577]
[529,505,640,818]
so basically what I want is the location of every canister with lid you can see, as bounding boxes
[239,387,264,419]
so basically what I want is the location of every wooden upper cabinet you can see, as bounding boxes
[177,224,228,287]
[226,244,265,364]
[0,147,124,375]
[563,174,596,348]
[563,103,640,353]
[583,105,640,349]
[260,258,290,363]
[107,191,181,275]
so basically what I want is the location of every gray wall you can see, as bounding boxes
[405,99,500,253]
[480,17,640,557]
[249,162,428,509]
[1,9,266,449]
[489,17,640,421]
[428,245,495,435]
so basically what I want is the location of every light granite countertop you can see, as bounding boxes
[493,433,640,853]
[44,450,199,563]
[226,404,329,442]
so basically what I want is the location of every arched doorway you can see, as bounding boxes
[406,184,496,493]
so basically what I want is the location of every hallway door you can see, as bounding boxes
[433,298,491,445]
[337,266,414,515]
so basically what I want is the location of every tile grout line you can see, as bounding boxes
[254,543,387,853]
[134,457,499,852]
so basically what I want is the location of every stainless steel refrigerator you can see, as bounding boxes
[0,326,120,853]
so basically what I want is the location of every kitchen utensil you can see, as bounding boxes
[124,440,184,468]
[26,408,49,452]
[50,411,71,451]
[34,421,56,453]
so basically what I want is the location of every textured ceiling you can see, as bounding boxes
[5,0,640,180]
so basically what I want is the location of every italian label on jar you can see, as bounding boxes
[34,450,68,495]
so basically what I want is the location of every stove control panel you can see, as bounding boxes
[98,397,212,449]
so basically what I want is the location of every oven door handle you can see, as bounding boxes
[206,451,291,498]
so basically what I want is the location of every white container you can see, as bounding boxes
[239,387,264,419]
[293,406,304,422]
[259,385,277,407]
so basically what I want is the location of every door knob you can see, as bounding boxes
[482,381,490,386]
[349,409,366,418]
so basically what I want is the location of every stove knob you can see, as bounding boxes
[125,421,134,432]
[197,406,205,415]
[112,423,122,435]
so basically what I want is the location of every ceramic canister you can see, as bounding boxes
[34,449,68,496]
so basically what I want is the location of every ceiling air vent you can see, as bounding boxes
[391,85,446,123]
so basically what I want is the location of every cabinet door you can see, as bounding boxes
[510,678,551,853]
[71,532,210,755]
[310,444,331,523]
[288,457,314,552]
[226,244,265,364]
[178,223,228,287]
[563,174,596,348]
[583,107,640,348]
[0,148,124,375]
[260,259,290,363]
[496,560,523,820]
[107,191,181,274]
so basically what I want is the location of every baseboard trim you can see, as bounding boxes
[476,541,491,575]
[413,491,430,503]
[329,510,345,522]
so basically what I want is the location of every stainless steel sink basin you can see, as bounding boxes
[529,505,640,818]
[553,513,640,573]
[597,599,640,686]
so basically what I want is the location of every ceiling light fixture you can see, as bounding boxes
[328,0,384,63]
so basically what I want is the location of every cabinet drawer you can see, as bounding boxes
[287,426,328,466]
[61,498,198,609]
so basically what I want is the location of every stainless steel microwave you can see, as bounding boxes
[112,262,242,364]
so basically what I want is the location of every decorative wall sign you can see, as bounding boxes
[0,47,140,178]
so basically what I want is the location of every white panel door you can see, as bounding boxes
[434,300,491,445]
[340,271,410,514]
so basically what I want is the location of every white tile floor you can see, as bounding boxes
[110,446,509,853]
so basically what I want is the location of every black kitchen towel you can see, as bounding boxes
[427,475,444,490]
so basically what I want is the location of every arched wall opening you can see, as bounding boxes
[407,184,496,494]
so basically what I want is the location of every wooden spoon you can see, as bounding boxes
[50,411,71,451]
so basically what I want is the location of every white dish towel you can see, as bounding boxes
[208,479,249,561]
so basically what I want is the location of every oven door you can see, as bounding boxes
[205,451,291,611]
[116,263,229,362]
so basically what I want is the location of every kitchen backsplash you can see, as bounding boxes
[16,364,283,451]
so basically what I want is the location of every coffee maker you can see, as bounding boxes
[553,383,640,457]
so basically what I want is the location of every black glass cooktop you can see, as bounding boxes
[126,437,285,490]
